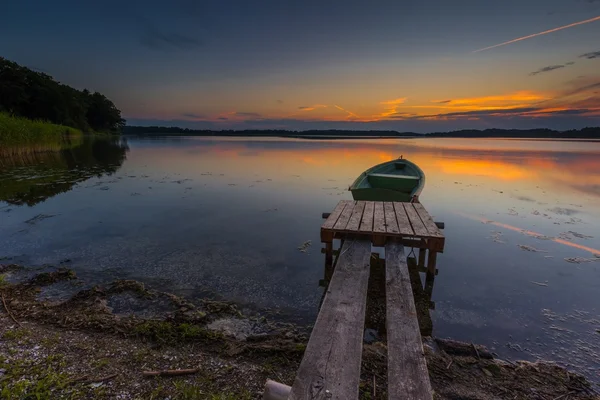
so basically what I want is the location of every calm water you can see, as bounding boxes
[1,136,600,382]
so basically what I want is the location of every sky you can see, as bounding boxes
[2,0,600,132]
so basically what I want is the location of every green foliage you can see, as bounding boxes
[0,354,79,400]
[0,274,6,288]
[132,321,220,344]
[0,112,81,145]
[0,57,125,134]
[2,328,30,341]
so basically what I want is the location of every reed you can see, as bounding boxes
[0,112,82,146]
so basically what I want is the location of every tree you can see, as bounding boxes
[0,57,125,133]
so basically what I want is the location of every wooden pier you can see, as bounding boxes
[264,200,445,400]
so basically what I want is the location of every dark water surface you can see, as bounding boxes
[1,136,599,383]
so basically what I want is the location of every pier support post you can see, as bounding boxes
[427,251,438,275]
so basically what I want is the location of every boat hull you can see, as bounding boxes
[349,158,425,202]
[350,187,414,202]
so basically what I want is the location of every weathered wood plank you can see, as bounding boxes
[403,203,429,237]
[383,202,400,234]
[345,201,366,232]
[392,202,414,236]
[321,200,351,230]
[288,240,372,400]
[333,201,356,231]
[385,243,433,400]
[359,201,375,232]
[413,203,444,239]
[373,202,386,234]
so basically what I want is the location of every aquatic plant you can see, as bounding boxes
[0,112,81,146]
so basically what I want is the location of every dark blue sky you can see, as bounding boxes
[2,0,600,131]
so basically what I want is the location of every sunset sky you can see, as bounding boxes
[2,0,600,132]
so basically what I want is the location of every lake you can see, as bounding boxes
[1,136,599,383]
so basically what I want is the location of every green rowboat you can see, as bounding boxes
[349,157,425,202]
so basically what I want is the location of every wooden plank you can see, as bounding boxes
[383,202,399,234]
[321,200,351,230]
[345,201,366,232]
[426,251,438,275]
[333,201,356,231]
[359,201,375,232]
[373,202,386,234]
[393,202,414,236]
[413,203,444,238]
[385,243,433,400]
[403,203,429,237]
[288,240,372,400]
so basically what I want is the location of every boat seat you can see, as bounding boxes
[368,173,419,180]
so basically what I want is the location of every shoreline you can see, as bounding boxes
[1,264,597,399]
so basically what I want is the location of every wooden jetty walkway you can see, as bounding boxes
[264,200,445,400]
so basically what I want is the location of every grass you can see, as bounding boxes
[0,112,82,146]
[133,321,220,345]
[0,353,81,400]
[2,328,30,341]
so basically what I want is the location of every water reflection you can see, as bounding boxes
[0,137,129,206]
[1,136,599,384]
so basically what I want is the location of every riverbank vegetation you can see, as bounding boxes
[0,57,125,138]
[0,112,81,146]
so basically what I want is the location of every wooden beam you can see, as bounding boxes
[373,202,386,234]
[333,201,356,231]
[403,203,429,237]
[359,201,375,233]
[385,243,433,400]
[426,251,438,275]
[288,240,372,400]
[383,202,400,234]
[393,202,414,236]
[321,200,351,230]
[413,203,444,239]
[345,201,366,232]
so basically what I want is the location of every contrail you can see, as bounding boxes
[473,15,600,53]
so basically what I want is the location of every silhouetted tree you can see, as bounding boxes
[0,57,125,133]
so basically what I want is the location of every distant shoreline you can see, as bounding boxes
[123,126,600,140]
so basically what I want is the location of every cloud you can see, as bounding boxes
[333,104,360,119]
[277,100,284,104]
[529,65,565,76]
[431,100,452,104]
[579,50,600,59]
[379,97,408,117]
[473,15,600,53]
[235,112,262,117]
[140,26,202,51]
[565,61,576,65]
[298,104,327,111]
[217,117,228,120]
[380,98,407,106]
[181,112,206,119]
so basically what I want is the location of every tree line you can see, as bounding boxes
[0,57,125,133]
[123,126,600,139]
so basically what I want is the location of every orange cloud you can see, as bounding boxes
[333,104,360,119]
[473,15,600,53]
[379,97,408,117]
[298,104,328,111]
[444,91,549,106]
[380,98,408,106]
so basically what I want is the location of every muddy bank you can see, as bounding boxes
[0,264,598,399]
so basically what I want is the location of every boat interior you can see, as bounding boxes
[358,162,420,192]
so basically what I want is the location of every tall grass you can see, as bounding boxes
[0,112,82,146]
